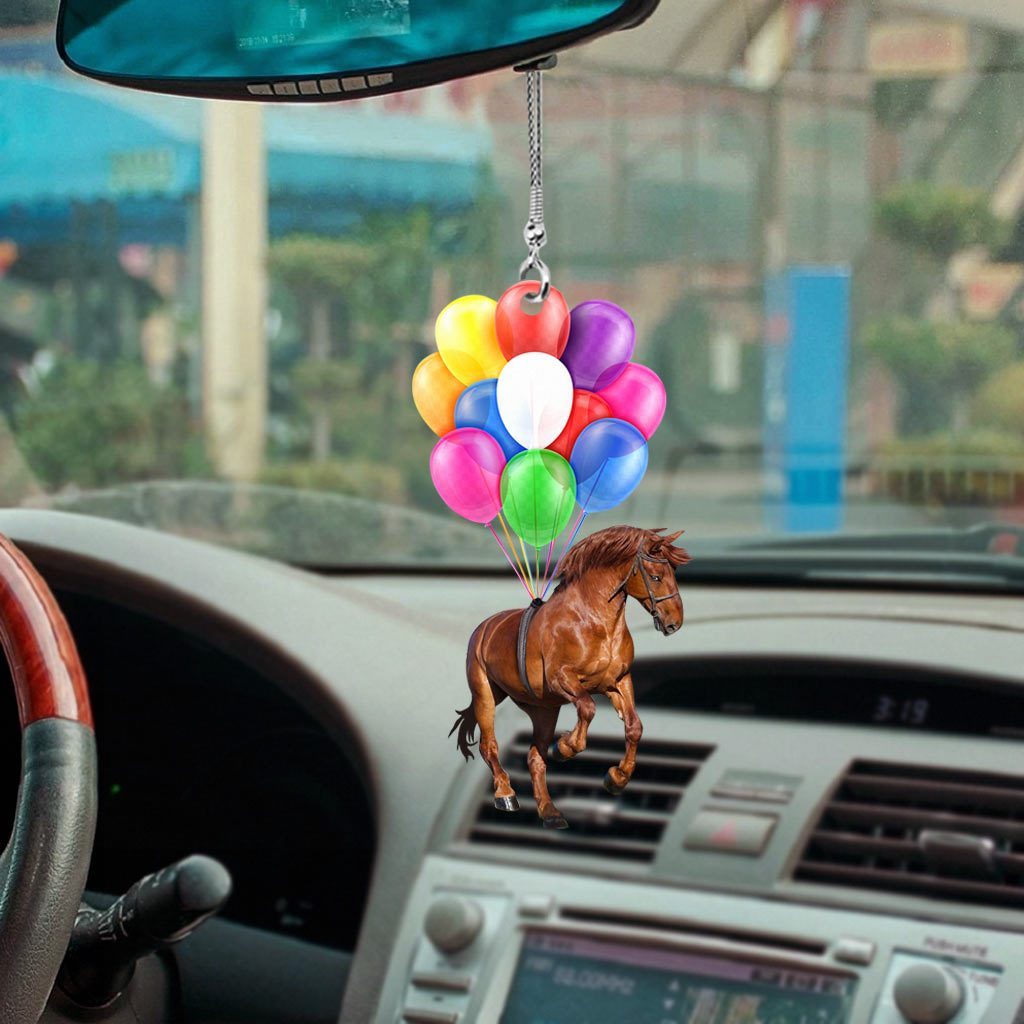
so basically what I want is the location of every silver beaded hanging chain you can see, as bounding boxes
[516,56,557,304]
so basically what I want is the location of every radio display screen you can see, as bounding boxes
[501,931,857,1023]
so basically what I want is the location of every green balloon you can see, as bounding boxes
[501,449,577,548]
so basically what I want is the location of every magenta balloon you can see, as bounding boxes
[429,427,505,523]
[561,301,636,391]
[596,363,667,440]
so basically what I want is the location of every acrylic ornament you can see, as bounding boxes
[452,526,689,829]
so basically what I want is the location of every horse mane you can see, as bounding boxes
[556,526,690,587]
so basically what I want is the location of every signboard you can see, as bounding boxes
[868,20,968,78]
[108,149,177,194]
[763,267,851,533]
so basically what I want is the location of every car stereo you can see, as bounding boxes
[383,856,1017,1024]
[501,930,856,1023]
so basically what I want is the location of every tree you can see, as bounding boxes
[268,236,375,460]
[266,202,497,505]
[865,317,1017,434]
[14,358,204,489]
[876,182,1010,264]
[974,362,1024,436]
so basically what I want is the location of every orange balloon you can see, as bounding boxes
[412,353,464,436]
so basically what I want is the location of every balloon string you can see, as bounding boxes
[487,522,533,598]
[542,509,587,599]
[519,533,536,597]
[501,484,536,599]
[541,474,575,594]
[499,516,532,598]
[498,511,535,599]
[541,538,555,594]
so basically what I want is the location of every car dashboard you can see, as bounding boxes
[375,579,1024,1024]
[0,511,1022,1024]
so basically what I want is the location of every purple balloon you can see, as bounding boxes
[561,301,636,392]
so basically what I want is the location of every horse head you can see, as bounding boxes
[619,528,690,635]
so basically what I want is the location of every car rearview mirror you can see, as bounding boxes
[56,0,660,101]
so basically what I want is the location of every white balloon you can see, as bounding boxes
[496,352,573,450]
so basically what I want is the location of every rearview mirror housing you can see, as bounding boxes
[56,0,661,102]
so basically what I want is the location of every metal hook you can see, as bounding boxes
[518,253,551,304]
[514,56,556,305]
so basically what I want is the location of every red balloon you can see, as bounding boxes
[495,282,571,360]
[548,389,611,460]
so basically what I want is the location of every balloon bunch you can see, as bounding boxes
[412,282,666,599]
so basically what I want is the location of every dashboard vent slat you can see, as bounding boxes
[467,733,712,864]
[796,759,1024,909]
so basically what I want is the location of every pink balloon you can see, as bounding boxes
[596,363,666,440]
[430,427,505,524]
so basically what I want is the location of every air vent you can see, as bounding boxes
[796,760,1024,908]
[468,733,712,863]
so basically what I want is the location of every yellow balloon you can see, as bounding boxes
[412,353,464,436]
[435,295,506,385]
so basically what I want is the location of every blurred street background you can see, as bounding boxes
[2,0,1024,563]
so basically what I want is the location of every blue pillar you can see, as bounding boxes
[763,266,851,533]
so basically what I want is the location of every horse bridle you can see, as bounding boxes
[609,548,681,634]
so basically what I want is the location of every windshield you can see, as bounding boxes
[2,1,1023,574]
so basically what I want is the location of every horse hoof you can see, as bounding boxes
[542,815,569,830]
[494,795,520,813]
[548,741,570,762]
[603,771,626,795]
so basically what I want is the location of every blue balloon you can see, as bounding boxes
[570,418,648,512]
[455,379,524,461]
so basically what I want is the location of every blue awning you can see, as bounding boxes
[0,70,491,244]
[0,74,199,206]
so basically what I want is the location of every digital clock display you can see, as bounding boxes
[871,694,930,726]
[638,661,1024,740]
[501,931,856,1024]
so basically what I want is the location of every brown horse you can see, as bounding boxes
[451,525,689,829]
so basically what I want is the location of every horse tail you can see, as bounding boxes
[449,703,478,762]
[453,621,491,762]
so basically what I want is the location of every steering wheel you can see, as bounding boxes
[0,534,97,1023]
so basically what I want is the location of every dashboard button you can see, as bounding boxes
[712,770,801,804]
[684,810,778,856]
[402,1011,459,1024]
[833,937,875,966]
[518,894,554,918]
[893,963,964,1024]
[412,972,472,993]
[424,896,484,954]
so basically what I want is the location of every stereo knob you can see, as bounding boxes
[894,964,964,1024]
[424,897,484,954]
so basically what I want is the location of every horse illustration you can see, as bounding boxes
[451,525,689,829]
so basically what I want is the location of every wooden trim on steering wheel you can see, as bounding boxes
[0,534,93,729]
